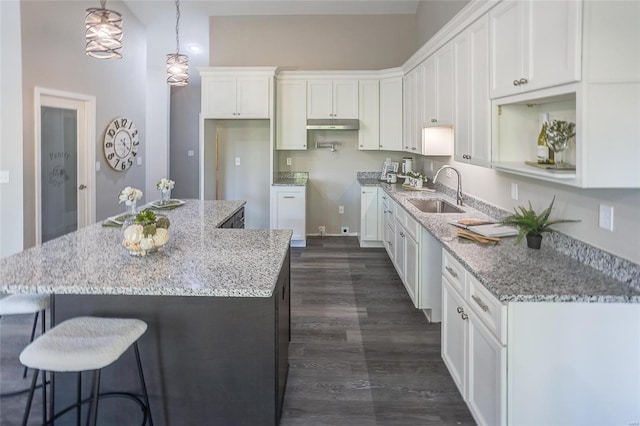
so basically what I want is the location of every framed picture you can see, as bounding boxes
[380,162,399,179]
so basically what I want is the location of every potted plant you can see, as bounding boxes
[501,196,579,249]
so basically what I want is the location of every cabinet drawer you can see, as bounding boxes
[467,274,507,345]
[442,250,466,297]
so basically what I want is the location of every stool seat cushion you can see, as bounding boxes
[0,294,50,315]
[19,317,147,372]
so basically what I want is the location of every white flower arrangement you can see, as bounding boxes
[156,178,175,194]
[118,187,143,206]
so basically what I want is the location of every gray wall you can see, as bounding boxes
[20,1,147,248]
[416,0,469,46]
[210,15,417,70]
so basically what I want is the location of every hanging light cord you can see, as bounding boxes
[174,0,181,55]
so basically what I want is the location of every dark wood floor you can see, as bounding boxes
[1,236,474,425]
[280,237,474,425]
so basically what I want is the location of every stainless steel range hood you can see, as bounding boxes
[306,119,359,130]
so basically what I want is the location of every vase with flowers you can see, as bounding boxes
[156,178,175,205]
[118,186,143,217]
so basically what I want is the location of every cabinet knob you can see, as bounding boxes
[360,145,363,148]
[303,144,306,148]
[405,146,409,149]
[431,119,437,123]
[519,78,528,85]
[78,184,87,190]
[456,306,464,314]
[461,313,469,320]
[513,79,520,86]
[412,148,416,151]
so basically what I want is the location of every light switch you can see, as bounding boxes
[599,204,614,231]
[0,170,9,184]
[511,183,518,200]
[187,150,194,157]
[235,157,241,166]
[95,161,101,172]
[136,157,143,166]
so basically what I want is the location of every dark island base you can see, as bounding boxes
[51,251,290,426]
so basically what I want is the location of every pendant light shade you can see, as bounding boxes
[167,0,189,86]
[85,0,123,59]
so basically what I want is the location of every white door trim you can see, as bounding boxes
[34,87,96,244]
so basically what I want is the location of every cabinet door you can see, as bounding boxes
[490,0,526,98]
[273,189,306,241]
[237,76,270,118]
[379,77,403,152]
[202,76,237,118]
[333,80,359,119]
[404,233,419,308]
[453,29,471,162]
[384,222,395,262]
[276,80,308,150]
[402,73,414,152]
[442,278,467,397]
[358,80,380,150]
[307,80,333,119]
[527,0,581,92]
[360,187,379,241]
[467,315,506,426]
[393,223,406,281]
[422,56,437,126]
[435,42,454,126]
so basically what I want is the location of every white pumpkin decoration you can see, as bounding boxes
[123,224,144,245]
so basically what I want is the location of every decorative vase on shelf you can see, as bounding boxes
[126,201,137,216]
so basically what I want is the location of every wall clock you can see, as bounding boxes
[103,117,139,171]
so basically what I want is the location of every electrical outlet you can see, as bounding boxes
[339,205,344,214]
[0,170,9,184]
[511,183,519,201]
[599,204,614,231]
[319,225,325,236]
[286,157,292,166]
[446,168,453,178]
[341,227,349,234]
[188,150,194,157]
[235,157,241,166]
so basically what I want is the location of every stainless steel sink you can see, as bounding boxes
[408,198,464,214]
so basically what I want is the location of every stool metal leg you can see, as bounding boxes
[23,311,39,378]
[133,343,153,426]
[77,372,82,426]
[86,370,101,426]
[42,368,48,425]
[21,369,39,426]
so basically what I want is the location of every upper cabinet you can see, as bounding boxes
[379,77,403,152]
[489,0,581,98]
[201,68,276,119]
[276,79,307,150]
[358,80,380,151]
[454,15,491,167]
[403,69,421,154]
[307,79,359,119]
[422,42,454,127]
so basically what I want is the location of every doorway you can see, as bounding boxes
[35,88,96,244]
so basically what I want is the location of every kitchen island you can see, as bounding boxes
[0,200,292,426]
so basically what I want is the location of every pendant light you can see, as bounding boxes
[85,0,123,59]
[166,0,189,86]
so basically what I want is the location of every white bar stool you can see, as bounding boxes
[19,316,153,426]
[0,294,51,379]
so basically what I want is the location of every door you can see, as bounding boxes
[36,89,95,244]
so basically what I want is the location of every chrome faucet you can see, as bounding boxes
[433,165,463,206]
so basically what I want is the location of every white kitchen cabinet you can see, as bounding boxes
[422,42,454,127]
[441,250,507,426]
[359,186,383,247]
[489,0,581,98]
[402,69,421,154]
[379,77,403,152]
[307,79,358,119]
[270,186,306,247]
[382,193,395,261]
[201,74,271,119]
[453,15,491,167]
[358,80,380,151]
[276,79,307,150]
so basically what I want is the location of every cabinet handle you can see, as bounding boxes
[431,119,437,123]
[400,231,405,238]
[388,241,393,246]
[471,295,489,312]
[513,79,520,86]
[461,313,469,320]
[303,145,306,148]
[519,78,528,85]
[382,196,387,200]
[445,266,458,278]
[283,196,295,199]
[412,148,416,151]
[456,306,464,314]
[78,184,87,190]
[360,145,363,148]
[405,146,409,149]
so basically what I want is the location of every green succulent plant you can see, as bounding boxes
[134,209,157,225]
[501,196,579,245]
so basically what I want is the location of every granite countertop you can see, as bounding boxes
[358,179,640,304]
[0,200,292,298]
[273,171,309,186]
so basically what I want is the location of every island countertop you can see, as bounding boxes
[0,200,292,298]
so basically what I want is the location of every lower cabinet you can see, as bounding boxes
[219,207,245,229]
[270,186,306,247]
[359,186,383,247]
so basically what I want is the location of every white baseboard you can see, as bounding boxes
[308,233,358,237]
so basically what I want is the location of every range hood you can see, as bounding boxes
[306,119,359,130]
